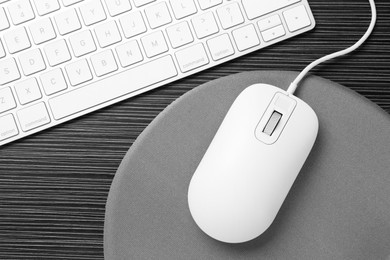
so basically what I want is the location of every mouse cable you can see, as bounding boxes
[286,0,377,95]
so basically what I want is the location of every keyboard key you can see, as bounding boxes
[40,68,68,95]
[0,87,17,114]
[79,0,107,26]
[216,2,244,30]
[145,2,172,29]
[192,12,218,39]
[283,5,311,32]
[69,30,97,57]
[14,78,42,105]
[170,0,197,19]
[0,114,19,142]
[49,55,177,120]
[104,0,131,16]
[0,40,5,58]
[232,24,260,51]
[19,48,46,76]
[141,30,168,58]
[261,24,285,42]
[119,11,147,38]
[62,0,83,6]
[55,8,81,35]
[65,59,93,86]
[29,17,57,44]
[4,27,31,54]
[44,39,72,66]
[133,0,154,7]
[17,102,51,132]
[207,34,234,61]
[242,0,300,20]
[90,49,118,76]
[94,20,122,47]
[115,40,143,67]
[197,0,221,10]
[0,7,10,31]
[166,21,193,48]
[0,58,21,85]
[8,0,35,25]
[175,43,209,72]
[258,15,282,32]
[34,0,60,16]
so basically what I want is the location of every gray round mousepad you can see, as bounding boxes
[104,71,390,260]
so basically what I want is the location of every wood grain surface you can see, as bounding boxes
[1,1,389,259]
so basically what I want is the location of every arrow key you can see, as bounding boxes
[232,24,260,51]
[261,24,285,42]
[283,5,311,32]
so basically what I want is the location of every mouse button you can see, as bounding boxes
[263,110,282,136]
[274,93,296,114]
[255,93,296,144]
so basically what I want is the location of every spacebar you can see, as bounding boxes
[49,55,177,120]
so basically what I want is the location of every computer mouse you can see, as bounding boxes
[188,83,318,243]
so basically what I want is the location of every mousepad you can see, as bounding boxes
[104,71,390,259]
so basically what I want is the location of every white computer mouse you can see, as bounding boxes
[188,83,319,243]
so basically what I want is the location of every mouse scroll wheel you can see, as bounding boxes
[263,111,282,136]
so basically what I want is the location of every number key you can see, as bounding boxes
[34,0,60,16]
[8,0,35,25]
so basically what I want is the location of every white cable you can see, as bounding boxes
[286,0,377,95]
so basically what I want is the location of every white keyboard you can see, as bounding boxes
[0,0,315,146]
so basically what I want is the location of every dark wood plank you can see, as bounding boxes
[1,1,389,259]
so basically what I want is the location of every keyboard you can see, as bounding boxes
[0,0,315,146]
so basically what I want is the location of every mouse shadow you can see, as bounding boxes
[208,129,324,254]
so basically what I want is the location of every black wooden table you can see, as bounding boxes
[1,1,389,259]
